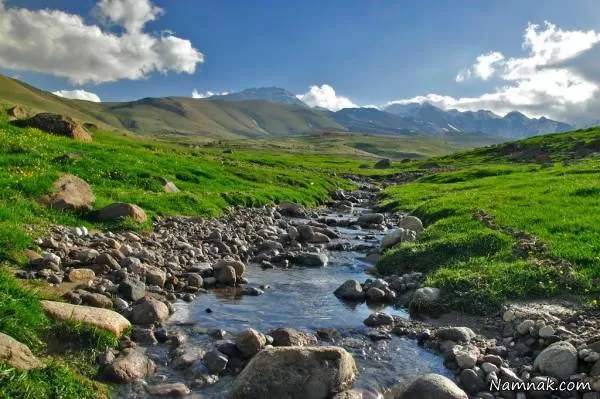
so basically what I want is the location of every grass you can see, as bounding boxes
[376,128,600,312]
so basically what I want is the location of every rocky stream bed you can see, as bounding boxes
[17,182,600,399]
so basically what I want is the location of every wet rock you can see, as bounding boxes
[203,350,228,373]
[396,374,468,399]
[269,328,318,347]
[131,327,158,345]
[357,213,384,226]
[398,215,424,233]
[217,265,237,285]
[334,280,365,301]
[42,174,95,211]
[235,328,266,358]
[119,279,146,302]
[363,312,394,327]
[277,202,307,218]
[130,297,169,325]
[533,341,578,380]
[365,287,386,302]
[144,382,190,397]
[311,232,331,244]
[67,268,95,283]
[41,300,130,336]
[297,225,315,242]
[228,346,356,399]
[214,259,245,277]
[97,203,147,222]
[293,252,328,267]
[187,273,203,288]
[104,348,156,383]
[436,327,476,343]
[0,333,43,370]
[241,286,264,296]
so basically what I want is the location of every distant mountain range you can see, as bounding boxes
[0,76,574,141]
[209,86,573,139]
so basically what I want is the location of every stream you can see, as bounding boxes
[116,203,449,398]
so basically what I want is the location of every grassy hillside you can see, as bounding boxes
[376,127,600,312]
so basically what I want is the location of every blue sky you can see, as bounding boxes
[1,0,600,122]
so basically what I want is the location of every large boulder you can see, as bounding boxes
[334,280,365,301]
[269,328,318,347]
[374,159,391,169]
[277,202,307,218]
[104,348,156,383]
[41,300,130,336]
[97,203,147,222]
[436,327,476,343]
[235,328,266,358]
[228,346,357,399]
[217,265,237,285]
[293,252,328,267]
[13,113,92,142]
[396,374,468,399]
[398,215,424,233]
[214,259,245,277]
[42,174,95,212]
[0,333,43,370]
[533,341,578,380]
[380,228,416,251]
[130,297,169,325]
[357,213,384,226]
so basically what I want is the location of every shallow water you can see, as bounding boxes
[118,212,449,398]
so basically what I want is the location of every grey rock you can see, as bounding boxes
[334,280,365,301]
[533,341,578,380]
[203,350,228,374]
[397,373,468,399]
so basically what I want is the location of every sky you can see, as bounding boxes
[1,0,600,123]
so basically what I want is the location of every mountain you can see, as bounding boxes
[385,102,573,138]
[0,75,344,139]
[208,87,307,107]
[325,107,423,135]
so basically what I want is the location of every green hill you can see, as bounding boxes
[376,127,600,312]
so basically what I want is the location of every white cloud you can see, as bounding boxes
[191,89,229,99]
[0,0,204,85]
[52,89,101,102]
[389,22,600,123]
[296,84,357,111]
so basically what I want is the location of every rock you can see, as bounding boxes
[374,159,391,169]
[0,333,43,370]
[533,341,578,380]
[590,360,600,377]
[96,253,121,270]
[397,374,468,399]
[119,279,146,302]
[452,345,480,369]
[67,268,96,283]
[217,265,237,285]
[363,312,394,327]
[12,113,92,142]
[41,300,130,336]
[277,202,307,218]
[203,350,228,373]
[516,319,535,335]
[311,232,331,244]
[104,348,156,383]
[7,105,26,119]
[334,280,365,301]
[214,259,245,277]
[380,228,416,251]
[269,328,318,347]
[357,213,384,225]
[297,225,315,242]
[481,362,498,374]
[235,328,266,358]
[130,297,169,325]
[365,287,386,302]
[43,174,95,211]
[538,325,555,337]
[228,346,356,399]
[293,252,328,267]
[459,368,484,394]
[398,215,424,233]
[410,287,441,310]
[97,203,147,222]
[436,327,476,343]
[131,327,157,345]
[159,178,180,193]
[145,265,167,287]
[187,273,203,288]
[81,292,113,309]
[144,383,190,397]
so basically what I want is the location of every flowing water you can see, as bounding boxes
[118,208,449,398]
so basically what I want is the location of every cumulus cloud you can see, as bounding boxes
[191,89,230,99]
[0,0,204,85]
[296,84,357,111]
[389,22,600,123]
[53,89,101,102]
